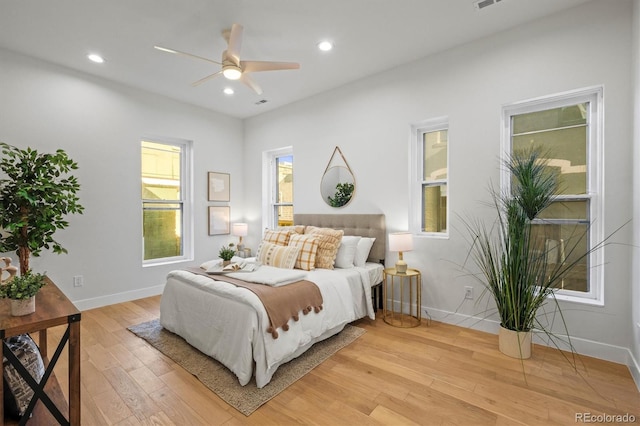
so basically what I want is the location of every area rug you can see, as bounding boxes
[127,319,365,416]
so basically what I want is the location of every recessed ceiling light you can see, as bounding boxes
[317,41,333,52]
[87,53,105,64]
[223,87,234,95]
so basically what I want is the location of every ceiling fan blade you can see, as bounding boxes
[241,60,300,73]
[226,23,243,64]
[240,73,263,95]
[154,45,222,65]
[192,71,222,87]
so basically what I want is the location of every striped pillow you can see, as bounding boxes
[305,226,344,269]
[256,241,300,269]
[263,229,291,246]
[288,234,319,271]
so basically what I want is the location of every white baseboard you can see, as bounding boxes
[423,304,639,381]
[72,284,165,311]
[422,305,501,334]
[628,350,640,392]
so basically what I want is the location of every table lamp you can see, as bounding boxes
[389,232,413,274]
[232,223,248,252]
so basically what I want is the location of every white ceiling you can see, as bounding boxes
[0,0,592,119]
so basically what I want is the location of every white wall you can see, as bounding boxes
[244,0,636,363]
[0,48,245,309]
[631,0,640,389]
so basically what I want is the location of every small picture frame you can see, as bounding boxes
[208,172,230,202]
[208,206,230,235]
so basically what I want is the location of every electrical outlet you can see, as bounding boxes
[73,275,83,287]
[464,286,473,300]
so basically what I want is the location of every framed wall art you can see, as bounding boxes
[208,206,230,235]
[208,172,230,202]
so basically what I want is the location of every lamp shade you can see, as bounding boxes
[232,223,248,237]
[389,232,412,273]
[389,232,413,252]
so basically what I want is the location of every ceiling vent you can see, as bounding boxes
[473,0,503,10]
[255,99,268,105]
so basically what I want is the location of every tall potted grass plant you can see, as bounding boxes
[465,148,589,359]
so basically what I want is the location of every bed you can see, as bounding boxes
[159,213,386,388]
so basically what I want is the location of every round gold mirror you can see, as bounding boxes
[321,166,355,208]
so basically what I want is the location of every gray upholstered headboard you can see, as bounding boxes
[293,214,386,263]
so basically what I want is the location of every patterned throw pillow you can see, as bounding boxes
[262,229,292,246]
[256,241,300,269]
[3,334,45,418]
[288,234,319,271]
[305,226,344,269]
[277,225,306,235]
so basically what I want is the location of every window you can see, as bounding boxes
[263,147,293,229]
[411,118,449,236]
[141,138,192,264]
[502,87,603,304]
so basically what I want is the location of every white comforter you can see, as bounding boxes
[159,264,378,388]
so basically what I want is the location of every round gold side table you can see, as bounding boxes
[382,268,422,327]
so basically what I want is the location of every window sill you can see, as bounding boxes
[553,291,604,307]
[415,232,449,240]
[143,257,193,268]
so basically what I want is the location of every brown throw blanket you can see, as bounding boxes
[184,267,323,339]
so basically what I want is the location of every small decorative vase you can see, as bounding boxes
[222,260,231,267]
[498,325,532,359]
[10,296,35,316]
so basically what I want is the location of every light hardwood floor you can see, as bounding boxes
[43,296,639,425]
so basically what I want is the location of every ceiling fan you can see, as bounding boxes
[154,23,300,95]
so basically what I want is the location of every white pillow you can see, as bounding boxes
[354,237,376,267]
[334,236,361,269]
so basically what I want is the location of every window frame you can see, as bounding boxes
[501,86,604,305]
[141,137,193,267]
[410,117,450,238]
[262,146,293,230]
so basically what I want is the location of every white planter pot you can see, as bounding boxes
[498,325,532,359]
[10,296,35,316]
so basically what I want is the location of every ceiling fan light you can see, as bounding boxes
[222,65,242,80]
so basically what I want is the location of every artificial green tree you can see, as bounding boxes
[0,143,84,275]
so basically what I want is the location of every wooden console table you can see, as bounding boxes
[0,278,80,425]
